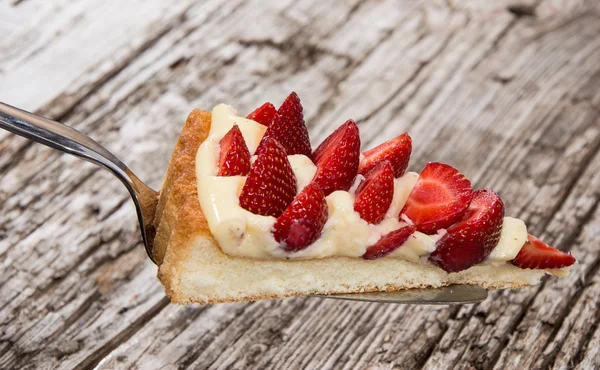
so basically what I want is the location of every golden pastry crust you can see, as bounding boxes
[155,109,549,305]
[155,109,212,298]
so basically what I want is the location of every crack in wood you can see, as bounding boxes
[469,19,517,73]
[74,296,170,370]
[417,305,478,369]
[306,301,394,369]
[237,38,354,74]
[507,3,538,18]
[50,291,103,344]
[72,296,169,370]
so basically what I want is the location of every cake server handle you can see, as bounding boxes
[0,101,158,263]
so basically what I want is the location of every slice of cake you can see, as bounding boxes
[154,92,575,305]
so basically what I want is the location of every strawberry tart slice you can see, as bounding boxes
[154,92,576,305]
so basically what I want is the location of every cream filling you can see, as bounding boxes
[194,104,563,273]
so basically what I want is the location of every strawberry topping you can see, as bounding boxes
[239,138,297,217]
[429,189,504,272]
[311,120,361,195]
[247,102,276,127]
[511,234,576,269]
[229,92,577,271]
[363,225,416,260]
[273,183,328,252]
[256,92,311,156]
[401,162,473,233]
[217,125,251,176]
[359,133,412,178]
[354,161,394,224]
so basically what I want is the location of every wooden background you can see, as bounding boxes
[1,0,599,369]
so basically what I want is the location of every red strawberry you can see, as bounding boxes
[255,92,311,156]
[354,161,394,224]
[218,125,251,176]
[401,162,473,233]
[247,102,276,126]
[429,189,504,273]
[311,120,361,195]
[359,133,412,178]
[363,225,416,260]
[511,234,576,269]
[273,183,328,252]
[239,138,297,217]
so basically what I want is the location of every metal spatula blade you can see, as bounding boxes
[319,285,488,304]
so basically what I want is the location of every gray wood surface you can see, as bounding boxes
[1,0,599,369]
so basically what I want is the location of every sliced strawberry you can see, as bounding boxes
[239,138,297,217]
[353,161,394,224]
[311,120,361,196]
[363,225,416,260]
[511,234,576,269]
[217,125,251,176]
[429,189,504,273]
[401,162,473,233]
[273,183,328,252]
[255,92,311,156]
[247,102,276,127]
[359,133,412,178]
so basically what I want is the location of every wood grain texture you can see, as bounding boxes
[1,0,599,369]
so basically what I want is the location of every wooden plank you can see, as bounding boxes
[0,0,599,369]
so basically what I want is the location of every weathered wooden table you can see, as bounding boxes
[1,1,599,369]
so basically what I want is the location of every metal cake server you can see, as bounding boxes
[0,102,488,305]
